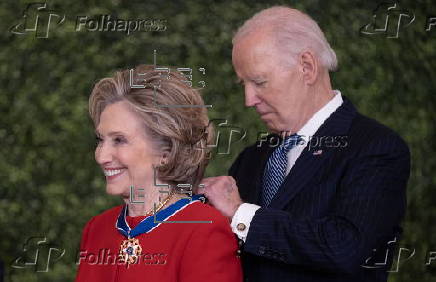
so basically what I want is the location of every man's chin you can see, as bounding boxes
[262,120,293,135]
[264,122,281,134]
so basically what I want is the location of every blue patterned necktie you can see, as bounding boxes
[262,134,301,206]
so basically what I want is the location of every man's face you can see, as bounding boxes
[232,31,309,133]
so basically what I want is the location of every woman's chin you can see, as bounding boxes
[105,185,128,197]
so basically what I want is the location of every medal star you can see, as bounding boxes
[126,246,134,255]
[119,238,142,266]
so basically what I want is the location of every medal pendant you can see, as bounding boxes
[118,238,142,265]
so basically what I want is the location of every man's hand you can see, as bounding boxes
[198,176,243,219]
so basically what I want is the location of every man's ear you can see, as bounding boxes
[299,51,318,85]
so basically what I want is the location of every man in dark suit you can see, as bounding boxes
[198,6,410,282]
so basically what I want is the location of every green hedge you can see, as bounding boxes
[1,0,435,281]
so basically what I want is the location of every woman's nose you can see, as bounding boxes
[95,142,113,165]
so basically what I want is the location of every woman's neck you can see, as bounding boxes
[124,188,183,217]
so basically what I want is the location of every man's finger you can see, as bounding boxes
[196,185,206,194]
[199,177,217,188]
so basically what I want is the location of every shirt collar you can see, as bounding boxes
[297,90,343,142]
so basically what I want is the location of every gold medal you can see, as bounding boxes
[118,238,142,265]
[116,191,175,266]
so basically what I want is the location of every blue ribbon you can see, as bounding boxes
[116,194,206,238]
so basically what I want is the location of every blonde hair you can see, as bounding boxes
[233,6,338,71]
[89,65,213,191]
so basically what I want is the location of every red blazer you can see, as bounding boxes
[76,198,242,282]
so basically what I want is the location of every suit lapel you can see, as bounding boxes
[268,97,358,209]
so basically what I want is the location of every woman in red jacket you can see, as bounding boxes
[75,65,242,282]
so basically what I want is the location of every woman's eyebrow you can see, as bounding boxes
[107,131,126,136]
[94,130,126,137]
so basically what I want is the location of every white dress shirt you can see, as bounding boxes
[230,90,343,241]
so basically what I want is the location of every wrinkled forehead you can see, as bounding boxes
[232,34,281,75]
[233,29,279,57]
[96,101,143,135]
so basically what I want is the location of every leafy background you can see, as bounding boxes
[0,0,435,281]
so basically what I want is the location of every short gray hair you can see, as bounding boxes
[233,6,338,71]
[89,65,214,191]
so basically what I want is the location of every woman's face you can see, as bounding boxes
[95,101,161,198]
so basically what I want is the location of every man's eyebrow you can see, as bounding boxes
[235,77,243,84]
[251,75,266,81]
[235,75,266,84]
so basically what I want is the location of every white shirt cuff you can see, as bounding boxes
[231,203,261,242]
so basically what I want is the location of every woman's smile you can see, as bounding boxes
[103,167,127,181]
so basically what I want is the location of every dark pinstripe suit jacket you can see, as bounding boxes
[229,97,410,282]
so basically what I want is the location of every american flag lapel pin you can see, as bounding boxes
[313,149,323,155]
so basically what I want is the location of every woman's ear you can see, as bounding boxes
[160,151,169,166]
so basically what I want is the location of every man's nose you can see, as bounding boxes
[244,85,261,107]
